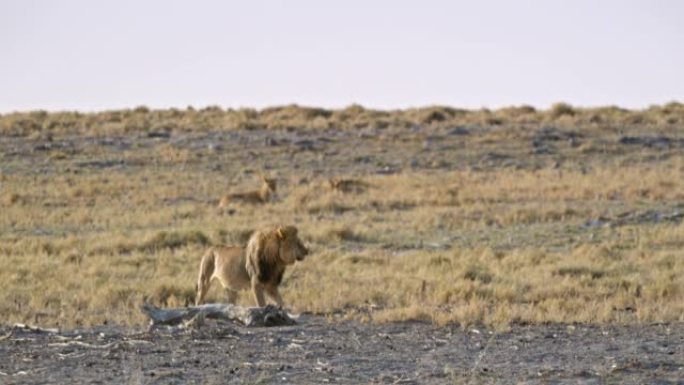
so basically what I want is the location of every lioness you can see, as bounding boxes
[195,225,309,307]
[218,176,276,208]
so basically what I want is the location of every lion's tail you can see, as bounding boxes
[195,248,216,306]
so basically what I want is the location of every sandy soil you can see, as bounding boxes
[1,317,682,384]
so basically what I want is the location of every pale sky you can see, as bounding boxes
[1,0,682,112]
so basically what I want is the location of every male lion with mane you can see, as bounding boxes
[195,225,309,307]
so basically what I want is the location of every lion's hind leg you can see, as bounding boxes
[195,249,216,305]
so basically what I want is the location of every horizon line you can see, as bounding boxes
[2,100,683,115]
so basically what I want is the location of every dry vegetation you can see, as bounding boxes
[2,102,684,136]
[1,103,683,329]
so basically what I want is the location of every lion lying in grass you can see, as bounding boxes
[218,176,276,208]
[195,225,309,307]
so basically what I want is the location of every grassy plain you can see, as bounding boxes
[1,103,683,328]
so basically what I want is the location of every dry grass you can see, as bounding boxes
[2,102,684,136]
[1,104,683,328]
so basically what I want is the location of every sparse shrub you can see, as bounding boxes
[417,108,448,124]
[428,256,451,266]
[497,105,537,117]
[554,266,605,280]
[463,265,493,283]
[340,254,386,265]
[658,101,684,114]
[548,102,576,118]
[148,283,195,307]
[323,227,364,243]
[140,230,210,252]
[63,253,83,265]
[133,105,150,114]
[260,104,332,130]
[0,116,42,136]
[306,200,354,215]
[1,192,23,206]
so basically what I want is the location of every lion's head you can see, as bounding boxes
[261,176,277,194]
[275,225,309,264]
[246,225,309,286]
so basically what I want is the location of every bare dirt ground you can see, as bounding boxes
[1,317,682,384]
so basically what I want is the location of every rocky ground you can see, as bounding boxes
[1,317,682,384]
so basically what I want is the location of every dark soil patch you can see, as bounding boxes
[1,319,681,384]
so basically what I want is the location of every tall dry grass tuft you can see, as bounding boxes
[548,102,576,119]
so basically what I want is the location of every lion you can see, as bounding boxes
[218,176,277,209]
[195,225,309,307]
